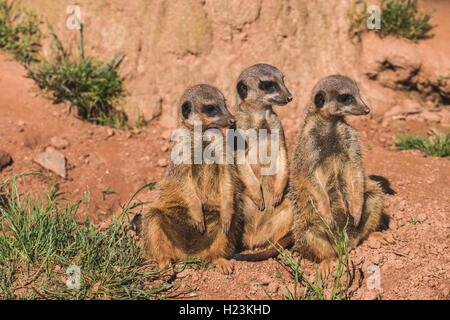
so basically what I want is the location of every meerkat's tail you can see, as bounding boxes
[233,233,293,262]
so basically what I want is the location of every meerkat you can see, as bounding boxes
[232,64,294,256]
[142,84,243,274]
[289,75,394,275]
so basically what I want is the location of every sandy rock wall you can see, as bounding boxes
[23,0,359,127]
[22,0,448,127]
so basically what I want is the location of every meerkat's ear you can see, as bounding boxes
[181,101,192,119]
[314,91,325,108]
[237,80,248,100]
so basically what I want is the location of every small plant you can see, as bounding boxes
[265,198,351,300]
[133,108,147,129]
[100,187,116,200]
[0,0,41,63]
[25,22,128,128]
[394,129,450,158]
[348,0,434,41]
[0,173,191,299]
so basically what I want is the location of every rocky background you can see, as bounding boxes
[22,0,448,127]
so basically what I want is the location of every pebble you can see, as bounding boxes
[50,136,69,149]
[0,150,13,171]
[157,158,168,167]
[34,147,67,178]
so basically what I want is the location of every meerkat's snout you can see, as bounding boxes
[348,99,370,116]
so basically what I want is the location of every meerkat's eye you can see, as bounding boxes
[202,104,219,116]
[259,81,279,93]
[337,94,355,105]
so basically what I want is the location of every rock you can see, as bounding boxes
[267,282,280,294]
[161,129,173,141]
[394,259,404,270]
[161,144,170,152]
[0,150,13,171]
[421,111,441,123]
[34,147,67,178]
[258,275,271,285]
[50,136,69,149]
[157,158,169,167]
[106,128,115,138]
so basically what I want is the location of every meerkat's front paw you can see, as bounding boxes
[250,187,265,211]
[213,258,233,275]
[273,191,284,207]
[221,218,231,235]
[193,218,206,234]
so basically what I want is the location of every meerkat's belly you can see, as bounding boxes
[316,156,359,232]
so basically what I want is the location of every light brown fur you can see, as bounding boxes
[142,84,243,274]
[289,75,394,275]
[233,64,294,256]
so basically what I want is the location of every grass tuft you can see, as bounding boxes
[25,22,128,128]
[394,129,449,158]
[259,198,352,300]
[0,0,41,63]
[0,173,190,300]
[348,0,434,41]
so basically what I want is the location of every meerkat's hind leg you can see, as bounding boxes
[318,258,336,280]
[156,258,171,271]
[357,178,385,241]
[212,258,233,275]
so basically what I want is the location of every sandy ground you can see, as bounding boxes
[1,51,449,300]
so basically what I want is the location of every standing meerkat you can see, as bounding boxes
[142,84,242,274]
[233,64,294,254]
[289,75,394,275]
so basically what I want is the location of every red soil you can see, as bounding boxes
[0,51,448,300]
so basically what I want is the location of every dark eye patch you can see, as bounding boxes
[336,94,355,105]
[202,104,220,116]
[258,81,279,93]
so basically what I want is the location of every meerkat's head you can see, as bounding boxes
[310,75,370,118]
[178,84,235,130]
[236,64,293,108]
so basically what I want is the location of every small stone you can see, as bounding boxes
[34,147,67,178]
[267,282,280,294]
[92,282,101,292]
[157,158,168,167]
[443,286,449,297]
[161,129,172,140]
[259,275,271,285]
[17,120,25,127]
[50,136,69,149]
[394,259,404,269]
[106,128,115,138]
[0,150,13,171]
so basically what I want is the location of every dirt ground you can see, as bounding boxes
[1,49,448,300]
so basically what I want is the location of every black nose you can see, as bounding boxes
[228,118,236,126]
[286,96,293,103]
[364,107,370,114]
